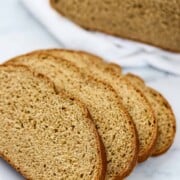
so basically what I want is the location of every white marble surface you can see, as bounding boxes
[0,0,179,179]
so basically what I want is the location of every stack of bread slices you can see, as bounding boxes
[0,49,176,180]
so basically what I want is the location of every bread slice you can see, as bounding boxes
[124,73,176,156]
[29,49,157,162]
[0,65,106,180]
[50,0,180,52]
[6,53,138,179]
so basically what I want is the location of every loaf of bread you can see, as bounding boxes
[124,73,176,156]
[32,49,157,162]
[0,65,106,180]
[6,53,138,179]
[50,0,180,52]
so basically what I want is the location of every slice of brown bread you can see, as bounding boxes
[0,65,106,180]
[6,53,138,179]
[124,73,176,156]
[31,49,157,162]
[50,0,180,52]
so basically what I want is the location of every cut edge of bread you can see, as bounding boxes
[148,87,176,156]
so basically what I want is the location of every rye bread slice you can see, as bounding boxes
[6,53,138,179]
[0,65,106,180]
[32,49,157,162]
[124,73,176,156]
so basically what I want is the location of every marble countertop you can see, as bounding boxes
[0,0,179,180]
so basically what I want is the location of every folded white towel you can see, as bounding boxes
[22,0,180,75]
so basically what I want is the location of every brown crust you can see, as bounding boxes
[50,0,180,53]
[0,153,30,180]
[6,48,106,66]
[42,49,106,63]
[0,64,107,180]
[148,88,176,156]
[5,51,138,179]
[106,63,122,74]
[125,73,145,85]
[86,110,107,180]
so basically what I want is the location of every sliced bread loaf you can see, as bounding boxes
[6,53,138,179]
[124,73,176,156]
[33,49,157,162]
[0,65,106,180]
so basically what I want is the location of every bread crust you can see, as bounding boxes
[0,64,107,180]
[148,88,176,156]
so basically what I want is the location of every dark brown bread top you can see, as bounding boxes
[50,0,180,52]
[29,49,157,162]
[124,73,176,156]
[6,53,138,179]
[0,65,106,180]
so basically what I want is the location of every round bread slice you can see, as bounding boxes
[0,65,106,180]
[6,53,138,179]
[124,73,176,156]
[32,49,157,162]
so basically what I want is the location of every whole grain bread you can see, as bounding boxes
[6,53,138,179]
[0,65,106,180]
[31,49,157,162]
[50,0,180,52]
[124,73,176,156]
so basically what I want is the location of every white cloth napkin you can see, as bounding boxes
[21,0,180,75]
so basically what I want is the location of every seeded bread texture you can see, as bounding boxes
[50,0,180,52]
[6,54,138,179]
[32,49,157,162]
[0,65,106,180]
[124,73,176,156]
